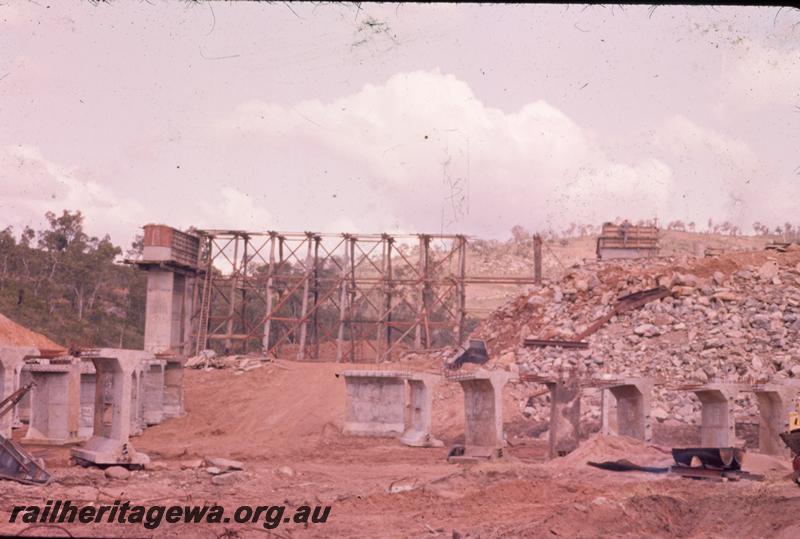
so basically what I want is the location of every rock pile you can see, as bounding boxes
[186,349,268,373]
[471,248,800,427]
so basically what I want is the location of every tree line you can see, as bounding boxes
[0,210,146,349]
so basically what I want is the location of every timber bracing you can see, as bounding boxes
[189,230,535,362]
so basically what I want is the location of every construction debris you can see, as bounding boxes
[186,350,270,372]
[473,250,800,429]
[671,447,745,470]
[0,435,51,484]
[445,339,489,370]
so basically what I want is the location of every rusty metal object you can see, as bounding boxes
[765,241,793,252]
[587,460,669,474]
[780,430,800,456]
[670,466,763,482]
[0,436,51,485]
[445,339,489,370]
[0,383,34,421]
[523,338,588,349]
[573,286,670,341]
[672,447,745,471]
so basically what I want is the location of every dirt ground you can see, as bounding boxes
[2,361,800,538]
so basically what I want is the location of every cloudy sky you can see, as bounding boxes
[1,3,798,246]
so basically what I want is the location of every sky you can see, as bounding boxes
[1,2,799,247]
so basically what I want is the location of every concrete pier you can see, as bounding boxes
[0,346,37,437]
[452,370,513,459]
[753,383,800,456]
[138,224,200,356]
[599,378,653,442]
[547,379,581,458]
[340,370,407,437]
[143,270,193,355]
[23,359,82,445]
[71,350,151,465]
[400,372,443,448]
[687,383,739,447]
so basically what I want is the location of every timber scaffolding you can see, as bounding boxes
[187,229,537,362]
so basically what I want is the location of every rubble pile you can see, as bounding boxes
[186,349,268,373]
[471,248,800,426]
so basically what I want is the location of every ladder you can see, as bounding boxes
[194,266,214,355]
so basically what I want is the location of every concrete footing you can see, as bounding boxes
[0,346,37,437]
[753,384,800,456]
[400,373,443,448]
[687,384,739,447]
[547,379,581,458]
[340,370,407,437]
[339,370,443,447]
[71,350,151,466]
[452,370,513,460]
[22,359,82,445]
[599,378,653,442]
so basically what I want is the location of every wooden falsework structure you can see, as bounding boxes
[187,230,536,362]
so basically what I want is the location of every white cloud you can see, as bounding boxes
[725,40,800,108]
[215,69,677,237]
[0,145,144,245]
[196,187,273,231]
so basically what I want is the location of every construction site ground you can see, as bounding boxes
[2,361,800,538]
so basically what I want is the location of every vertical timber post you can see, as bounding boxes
[262,232,277,353]
[376,235,387,362]
[457,235,467,343]
[385,235,394,361]
[415,235,425,350]
[297,232,313,360]
[336,235,350,362]
[349,236,357,362]
[225,235,240,354]
[533,233,542,285]
[313,236,320,359]
[241,235,249,354]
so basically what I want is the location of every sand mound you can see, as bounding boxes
[0,312,64,350]
[136,360,488,460]
[551,434,671,469]
[136,359,525,461]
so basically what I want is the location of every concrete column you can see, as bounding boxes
[71,350,150,466]
[143,359,166,425]
[689,384,739,447]
[340,370,407,437]
[547,379,581,458]
[23,359,82,445]
[600,378,653,442]
[400,373,443,448]
[162,357,186,418]
[79,359,96,439]
[453,370,512,459]
[144,270,188,355]
[0,346,37,437]
[753,384,799,456]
